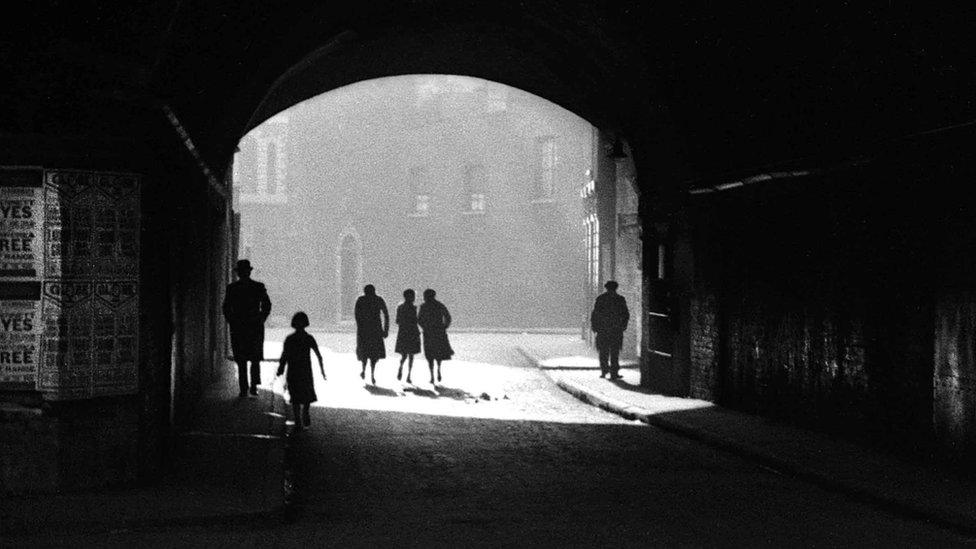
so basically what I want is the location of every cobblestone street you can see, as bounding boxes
[23,333,972,547]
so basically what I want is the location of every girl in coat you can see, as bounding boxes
[417,288,454,384]
[276,312,325,432]
[395,289,421,383]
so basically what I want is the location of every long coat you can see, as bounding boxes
[590,291,629,351]
[222,278,271,361]
[418,300,454,361]
[394,302,421,355]
[355,294,389,361]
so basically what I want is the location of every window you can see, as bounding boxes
[235,134,287,204]
[409,166,430,216]
[534,136,556,199]
[414,194,430,216]
[585,213,600,291]
[463,164,487,213]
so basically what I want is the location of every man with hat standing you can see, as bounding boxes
[223,259,272,397]
[590,280,629,380]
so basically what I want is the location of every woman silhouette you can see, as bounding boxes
[395,289,421,383]
[355,284,389,385]
[417,288,453,384]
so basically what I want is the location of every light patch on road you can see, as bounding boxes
[267,345,639,425]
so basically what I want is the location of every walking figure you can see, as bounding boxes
[590,280,629,380]
[418,288,453,384]
[395,289,421,383]
[276,312,325,432]
[222,259,272,397]
[355,284,389,384]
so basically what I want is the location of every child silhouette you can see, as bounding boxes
[276,312,326,431]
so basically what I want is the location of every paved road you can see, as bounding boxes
[26,333,973,547]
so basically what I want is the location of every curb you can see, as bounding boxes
[514,346,638,371]
[522,346,976,536]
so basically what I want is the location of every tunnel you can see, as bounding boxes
[2,2,976,505]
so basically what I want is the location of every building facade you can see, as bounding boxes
[233,77,592,330]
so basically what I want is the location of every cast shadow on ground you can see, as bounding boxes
[403,386,439,398]
[609,378,656,395]
[364,385,402,397]
[430,385,478,401]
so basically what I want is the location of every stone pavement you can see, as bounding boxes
[517,342,976,535]
[1,361,287,542]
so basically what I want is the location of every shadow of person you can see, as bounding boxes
[364,385,402,397]
[403,386,439,398]
[608,377,656,395]
[431,385,476,401]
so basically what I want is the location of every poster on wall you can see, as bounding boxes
[0,282,42,389]
[0,168,45,389]
[0,167,44,280]
[38,280,95,398]
[91,279,138,396]
[40,170,141,399]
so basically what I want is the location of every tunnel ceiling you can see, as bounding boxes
[3,2,975,183]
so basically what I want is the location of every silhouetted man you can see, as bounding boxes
[223,259,272,397]
[355,284,389,384]
[590,280,629,380]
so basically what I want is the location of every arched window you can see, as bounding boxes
[335,229,363,322]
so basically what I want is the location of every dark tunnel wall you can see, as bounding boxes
[681,134,976,459]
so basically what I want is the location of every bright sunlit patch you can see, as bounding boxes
[265,342,639,425]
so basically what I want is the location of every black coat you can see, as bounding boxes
[223,278,271,361]
[590,291,629,335]
[418,300,454,361]
[355,294,389,361]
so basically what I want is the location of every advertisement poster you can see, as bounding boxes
[0,167,44,280]
[91,279,138,396]
[40,170,141,399]
[0,282,42,389]
[0,168,140,398]
[0,168,45,389]
[44,170,94,278]
[38,280,95,399]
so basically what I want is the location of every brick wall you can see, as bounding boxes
[689,292,719,401]
[685,164,940,449]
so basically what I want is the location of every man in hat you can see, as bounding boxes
[590,280,629,380]
[223,259,272,397]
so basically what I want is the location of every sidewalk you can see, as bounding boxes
[1,361,287,541]
[517,343,976,535]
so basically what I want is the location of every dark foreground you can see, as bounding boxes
[13,333,971,547]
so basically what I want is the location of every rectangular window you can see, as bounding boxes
[469,193,486,212]
[585,213,600,291]
[535,136,556,199]
[415,194,430,216]
[409,166,430,216]
[463,164,487,213]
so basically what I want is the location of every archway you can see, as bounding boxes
[335,228,363,323]
[231,75,632,336]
